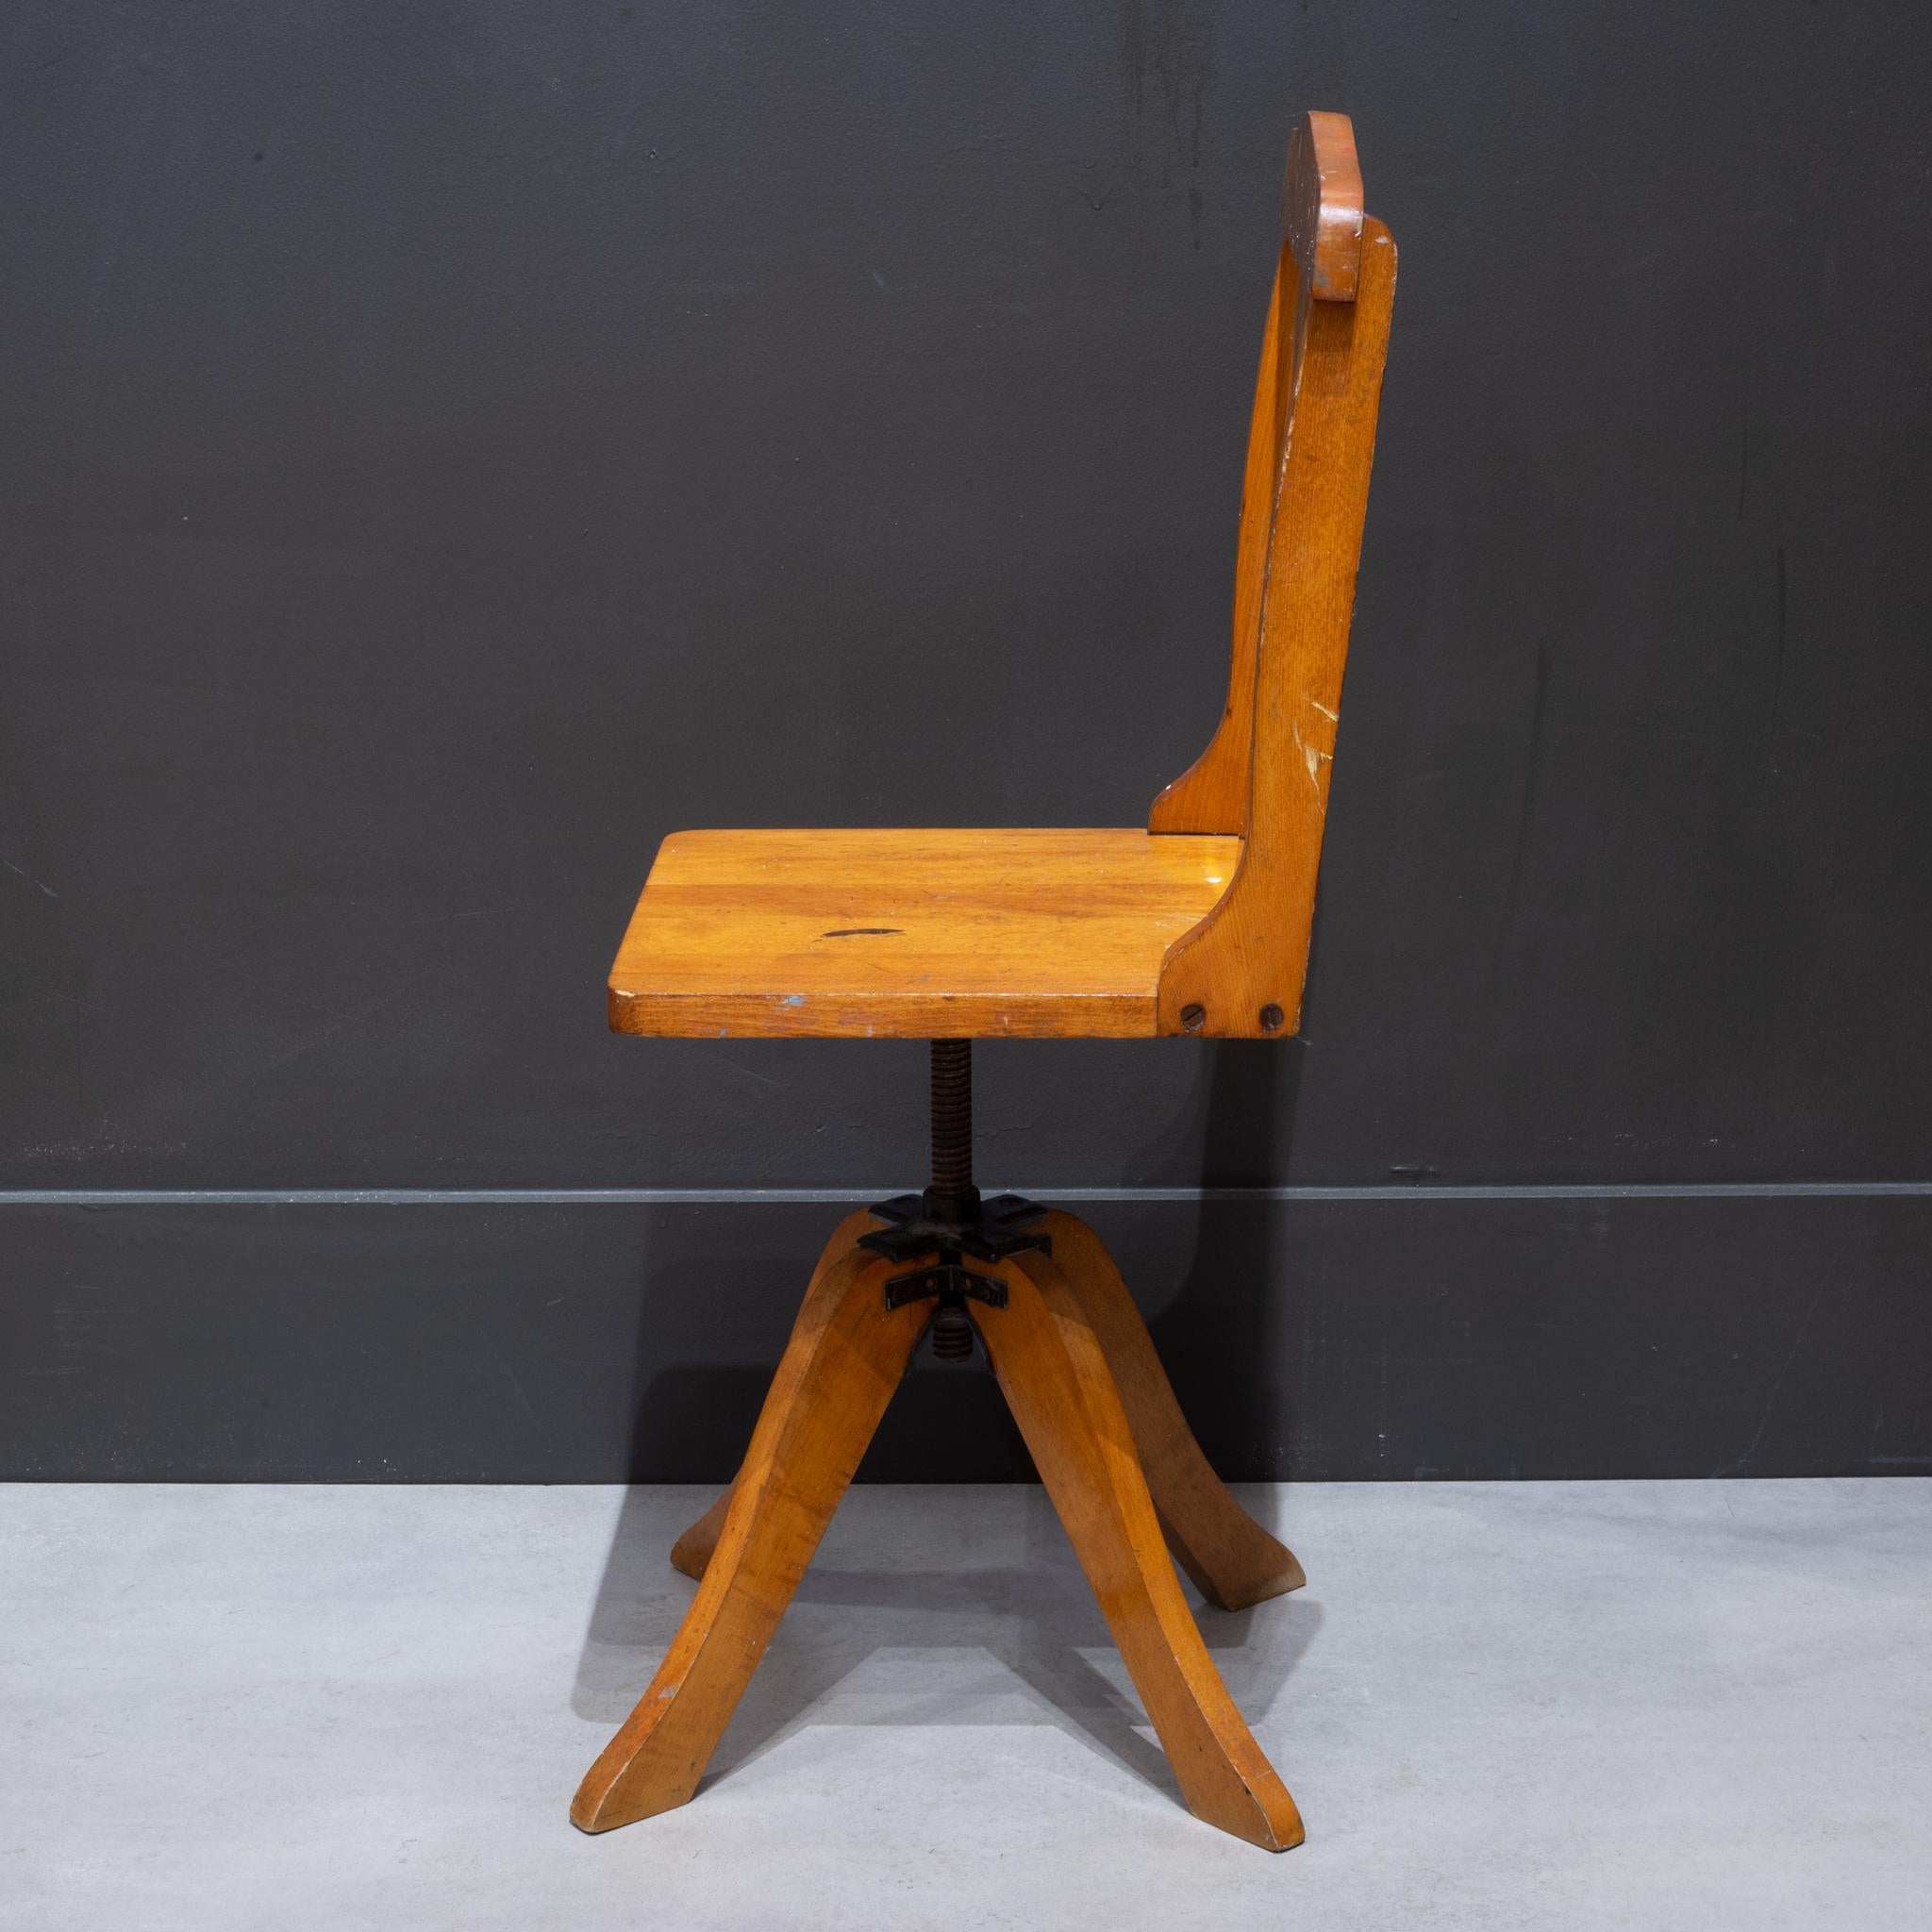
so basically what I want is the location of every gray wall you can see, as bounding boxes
[4,3,1928,1479]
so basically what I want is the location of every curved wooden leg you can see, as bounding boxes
[672,1212,1303,1611]
[974,1251,1304,1852]
[668,1489,731,1581]
[666,1211,876,1584]
[1042,1211,1306,1612]
[572,1224,927,1832]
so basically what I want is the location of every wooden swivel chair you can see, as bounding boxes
[574,110,1395,1852]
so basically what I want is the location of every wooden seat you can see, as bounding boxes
[609,112,1391,1046]
[608,826,1243,1038]
[577,109,1396,1852]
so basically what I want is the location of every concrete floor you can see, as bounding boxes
[4,1480,1928,1930]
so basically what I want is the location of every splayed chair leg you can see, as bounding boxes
[572,1218,924,1832]
[668,1487,732,1582]
[972,1249,1304,1852]
[673,1210,1305,1614]
[1041,1211,1306,1611]
[665,1212,874,1583]
[634,1180,1303,1850]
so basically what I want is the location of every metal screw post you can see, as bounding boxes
[925,1038,978,1224]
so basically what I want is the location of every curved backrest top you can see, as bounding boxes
[1285,109,1365,303]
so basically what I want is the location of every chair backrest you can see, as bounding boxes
[1149,110,1395,1039]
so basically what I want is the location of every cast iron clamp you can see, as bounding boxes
[866,1039,1053,1358]
[859,1189,1053,1312]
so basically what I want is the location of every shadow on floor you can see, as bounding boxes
[571,1482,1322,1802]
[571,1035,1316,1804]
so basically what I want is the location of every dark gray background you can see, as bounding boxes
[4,3,1928,1480]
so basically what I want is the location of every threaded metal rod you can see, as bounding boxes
[926,1038,975,1223]
[928,1307,975,1361]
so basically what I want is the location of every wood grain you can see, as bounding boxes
[583,104,1376,1852]
[1043,1211,1307,1610]
[608,109,1391,1045]
[1155,216,1397,1038]
[1284,109,1364,301]
[608,826,1240,1040]
[665,1212,878,1584]
[674,1211,1307,1607]
[641,1206,1302,1848]
[1150,109,1369,841]
[1147,248,1294,839]
[974,1248,1305,1851]
[571,1233,925,1832]
[669,1487,731,1583]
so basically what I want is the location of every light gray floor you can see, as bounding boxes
[4,1480,1929,1930]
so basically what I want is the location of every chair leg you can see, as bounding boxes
[671,1209,1307,1608]
[973,1250,1304,1852]
[665,1211,876,1583]
[1041,1211,1307,1612]
[572,1224,927,1832]
[668,1488,731,1581]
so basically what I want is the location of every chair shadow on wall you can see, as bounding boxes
[1125,1036,1305,1497]
[570,1039,1315,1804]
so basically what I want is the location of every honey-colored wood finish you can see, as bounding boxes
[668,1486,731,1583]
[608,826,1241,1040]
[666,1213,875,1582]
[1284,108,1364,302]
[1155,212,1396,1039]
[594,1213,1306,1846]
[1148,254,1290,841]
[583,105,1387,1853]
[1152,109,1374,853]
[606,111,1391,1044]
[1041,1212,1307,1610]
[571,1232,926,1833]
[673,1208,1305,1609]
[974,1247,1304,1851]
[589,1208,1305,1848]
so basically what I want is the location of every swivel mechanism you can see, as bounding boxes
[859,1040,1052,1357]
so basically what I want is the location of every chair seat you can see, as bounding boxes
[608,826,1242,1039]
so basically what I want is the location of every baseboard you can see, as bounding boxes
[3,1189,1925,1480]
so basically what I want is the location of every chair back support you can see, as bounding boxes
[1149,111,1395,1039]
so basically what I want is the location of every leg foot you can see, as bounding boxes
[668,1489,730,1581]
[572,1222,925,1832]
[973,1250,1304,1852]
[1043,1212,1306,1611]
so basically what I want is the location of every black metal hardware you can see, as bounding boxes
[881,1261,1009,1311]
[860,1040,1051,1359]
[926,1035,975,1223]
[860,1191,1053,1268]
